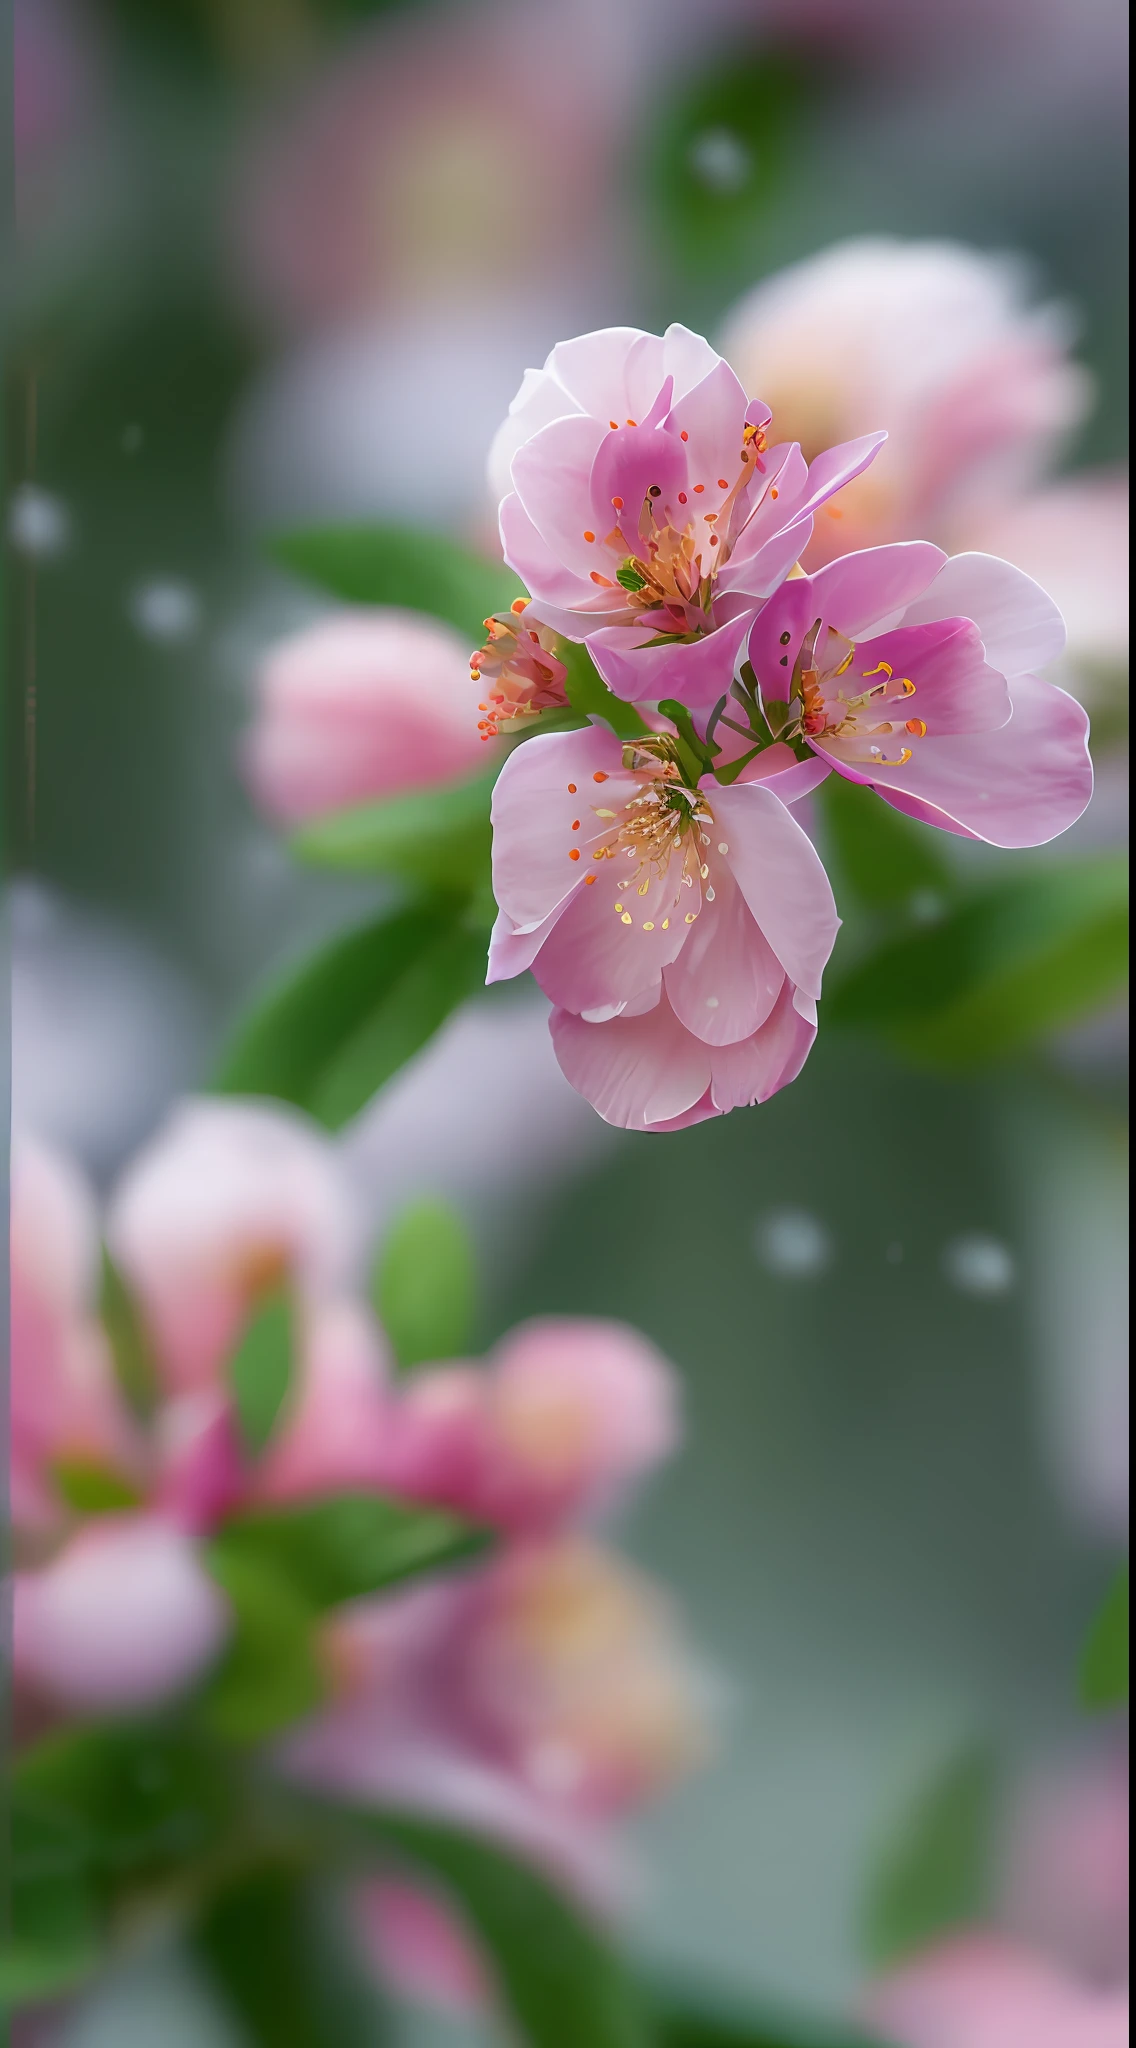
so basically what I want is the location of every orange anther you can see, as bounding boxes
[593,771,609,782]
[568,848,581,860]
[717,479,728,489]
[693,483,705,494]
[905,718,927,736]
[510,597,529,613]
[612,496,624,509]
[567,783,577,793]
[584,873,596,884]
[770,487,779,499]
[583,530,595,542]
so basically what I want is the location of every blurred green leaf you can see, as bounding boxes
[374,1197,479,1370]
[1,1794,101,2006]
[194,1866,387,2048]
[51,1458,144,1514]
[1080,1564,1129,1709]
[211,1493,490,1613]
[561,641,652,741]
[99,1249,162,1422]
[215,900,486,1124]
[200,1549,324,1744]
[310,922,490,1129]
[292,770,495,886]
[286,1801,649,2048]
[270,523,522,643]
[818,774,953,911]
[229,1288,295,1456]
[828,856,1129,1068]
[862,1745,999,1967]
[649,1969,892,2047]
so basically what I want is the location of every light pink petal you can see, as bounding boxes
[900,551,1066,676]
[786,432,888,523]
[486,902,575,985]
[489,725,632,932]
[708,982,817,1111]
[531,854,685,1013]
[659,322,727,400]
[499,491,605,615]
[862,1933,1130,2048]
[546,326,664,421]
[849,618,1012,734]
[810,542,947,636]
[662,356,751,486]
[488,364,584,504]
[663,857,784,1044]
[734,749,833,803]
[587,609,752,711]
[511,412,617,585]
[709,781,840,997]
[13,1516,230,1713]
[826,673,1093,846]
[549,999,712,1130]
[720,516,816,604]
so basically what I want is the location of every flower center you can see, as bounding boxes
[580,739,715,932]
[473,598,568,737]
[789,621,926,765]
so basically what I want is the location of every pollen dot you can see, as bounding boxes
[678,492,687,503]
[825,505,842,518]
[685,912,696,923]
[583,530,595,542]
[661,918,670,929]
[643,921,655,930]
[717,841,729,853]
[626,418,636,427]
[593,771,608,782]
[780,632,792,645]
[621,913,632,924]
[615,902,623,911]
[680,430,689,441]
[568,848,581,861]
[706,995,719,1009]
[611,496,624,510]
[571,819,580,830]
[693,484,705,494]
[770,487,779,499]
[906,718,927,736]
[709,534,719,546]
[609,420,619,429]
[717,479,728,489]
[584,874,596,884]
[567,783,577,793]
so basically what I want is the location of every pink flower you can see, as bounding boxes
[107,1098,358,1393]
[719,239,1092,570]
[354,1877,489,2018]
[490,323,883,706]
[243,609,489,827]
[862,1934,1129,2048]
[487,720,837,1129]
[380,1317,677,1533]
[472,598,570,740]
[745,544,1092,845]
[12,1514,230,1714]
[9,1134,140,1531]
[967,473,1129,704]
[252,1298,393,1505]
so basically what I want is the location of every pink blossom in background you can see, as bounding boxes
[12,1516,230,1714]
[243,609,490,826]
[999,1745,1129,1983]
[252,1298,393,1505]
[745,544,1093,845]
[968,473,1130,702]
[718,239,1091,569]
[107,1097,358,1391]
[862,1933,1130,2048]
[488,719,836,1129]
[354,1878,489,2018]
[8,1135,141,1531]
[491,322,883,707]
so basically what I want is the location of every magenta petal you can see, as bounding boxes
[851,619,1012,734]
[710,781,840,997]
[587,610,752,711]
[549,999,711,1129]
[790,432,887,521]
[490,726,632,930]
[900,551,1066,677]
[826,674,1093,846]
[663,860,784,1045]
[810,542,946,636]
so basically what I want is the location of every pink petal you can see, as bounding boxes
[490,725,632,933]
[901,551,1066,677]
[549,999,712,1129]
[829,673,1093,846]
[863,1933,1130,2048]
[510,412,616,590]
[545,326,665,421]
[662,355,752,488]
[810,541,947,636]
[531,858,684,1013]
[499,491,609,617]
[663,856,784,1045]
[708,982,817,1111]
[587,609,752,711]
[786,431,888,524]
[486,902,573,985]
[847,618,1012,734]
[709,781,840,997]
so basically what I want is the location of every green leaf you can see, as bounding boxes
[210,1493,490,1613]
[861,1745,999,1967]
[51,1458,143,1514]
[374,1197,478,1370]
[194,1867,387,2048]
[99,1248,162,1421]
[292,770,495,886]
[200,1547,324,1744]
[561,640,652,740]
[818,773,953,911]
[310,921,490,1129]
[270,522,522,642]
[1080,1564,1129,1709]
[649,1969,891,2047]
[2,1792,101,2005]
[827,856,1129,1068]
[229,1288,295,1456]
[214,900,484,1123]
[289,1802,649,2048]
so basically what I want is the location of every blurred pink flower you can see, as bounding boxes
[243,609,489,827]
[746,544,1092,845]
[107,1098,358,1392]
[488,720,835,1129]
[999,1744,1129,1983]
[12,1515,230,1714]
[354,1877,489,2018]
[253,1298,393,1505]
[381,1317,677,1533]
[492,323,883,708]
[862,1933,1129,2048]
[9,1135,141,1531]
[719,239,1092,571]
[968,473,1130,700]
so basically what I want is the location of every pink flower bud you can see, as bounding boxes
[253,1298,393,1504]
[862,1934,1129,2048]
[13,1515,230,1713]
[353,1878,489,2018]
[242,609,488,826]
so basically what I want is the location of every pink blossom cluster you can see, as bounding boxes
[9,1105,705,1999]
[482,320,1093,1128]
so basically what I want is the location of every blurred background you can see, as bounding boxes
[5,0,1129,2042]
